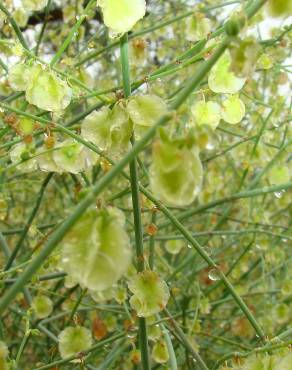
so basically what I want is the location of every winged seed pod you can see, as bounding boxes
[221,95,245,124]
[58,326,92,359]
[128,270,170,317]
[81,104,132,156]
[0,341,9,370]
[61,207,131,291]
[52,139,98,174]
[10,142,37,172]
[97,0,146,37]
[208,51,246,94]
[31,295,53,319]
[152,339,169,364]
[22,0,49,11]
[186,13,212,42]
[8,63,30,91]
[267,0,292,18]
[127,94,168,139]
[25,64,72,112]
[219,351,292,370]
[165,239,185,254]
[191,100,221,129]
[150,132,203,206]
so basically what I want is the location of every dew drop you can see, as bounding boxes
[187,244,192,249]
[274,191,283,198]
[208,268,221,281]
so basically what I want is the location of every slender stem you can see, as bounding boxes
[5,174,53,270]
[50,0,95,66]
[0,231,11,260]
[164,309,209,370]
[120,32,150,370]
[0,3,29,50]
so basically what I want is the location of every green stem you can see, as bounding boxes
[0,3,29,50]
[50,0,95,66]
[5,174,53,270]
[164,308,209,370]
[120,32,150,370]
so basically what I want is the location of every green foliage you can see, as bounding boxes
[0,0,291,369]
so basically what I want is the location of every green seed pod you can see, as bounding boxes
[267,0,292,17]
[61,207,132,291]
[208,51,246,93]
[165,239,185,254]
[0,342,9,370]
[97,0,146,37]
[58,326,92,359]
[152,340,169,364]
[128,270,170,317]
[8,63,30,91]
[81,104,132,156]
[52,139,98,174]
[31,295,53,319]
[225,19,241,37]
[25,64,72,112]
[22,0,49,11]
[150,132,203,206]
[18,117,35,136]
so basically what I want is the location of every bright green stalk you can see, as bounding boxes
[120,32,151,370]
[0,231,11,260]
[50,0,95,66]
[0,3,29,50]
[5,174,53,270]
[164,309,209,370]
[161,323,178,370]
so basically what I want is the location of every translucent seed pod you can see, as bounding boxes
[22,0,49,11]
[25,64,72,112]
[165,239,185,255]
[128,270,170,317]
[61,207,132,291]
[221,95,245,124]
[186,13,212,42]
[127,94,168,139]
[97,0,146,37]
[152,340,169,364]
[58,326,92,359]
[191,100,221,129]
[150,133,203,206]
[81,104,132,156]
[208,51,246,94]
[52,139,98,174]
[8,63,30,91]
[31,295,53,319]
